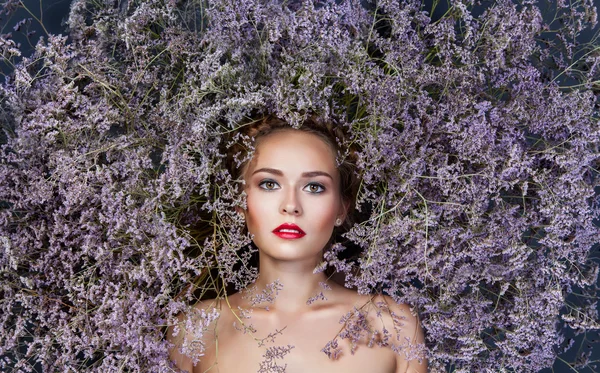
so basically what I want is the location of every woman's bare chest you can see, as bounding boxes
[196,308,398,373]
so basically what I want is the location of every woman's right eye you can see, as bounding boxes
[258,180,280,190]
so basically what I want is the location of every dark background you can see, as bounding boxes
[1,0,599,372]
[0,0,71,76]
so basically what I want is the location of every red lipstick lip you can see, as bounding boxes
[273,223,305,234]
[272,223,306,239]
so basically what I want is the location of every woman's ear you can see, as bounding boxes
[337,198,350,224]
[235,206,246,219]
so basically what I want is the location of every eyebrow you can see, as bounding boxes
[252,167,333,180]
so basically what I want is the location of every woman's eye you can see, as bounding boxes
[259,180,279,190]
[304,183,325,193]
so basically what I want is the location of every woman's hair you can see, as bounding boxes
[225,115,361,229]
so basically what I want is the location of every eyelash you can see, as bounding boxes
[305,182,326,193]
[258,179,326,194]
[258,179,279,191]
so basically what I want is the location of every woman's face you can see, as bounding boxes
[242,129,346,263]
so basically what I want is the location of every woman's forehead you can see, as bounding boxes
[248,130,338,176]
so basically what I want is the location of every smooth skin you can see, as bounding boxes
[168,130,427,373]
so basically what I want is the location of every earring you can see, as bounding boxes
[335,218,342,226]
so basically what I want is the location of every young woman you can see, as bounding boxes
[168,116,427,373]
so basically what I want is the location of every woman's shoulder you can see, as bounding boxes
[330,284,415,317]
[360,293,427,368]
[166,299,222,372]
[330,287,425,356]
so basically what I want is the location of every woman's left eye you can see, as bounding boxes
[258,180,280,190]
[303,183,325,193]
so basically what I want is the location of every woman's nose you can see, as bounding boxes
[281,189,302,215]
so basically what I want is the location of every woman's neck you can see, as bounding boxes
[247,255,330,314]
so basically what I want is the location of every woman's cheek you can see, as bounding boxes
[244,191,258,235]
[310,195,338,229]
[244,189,271,236]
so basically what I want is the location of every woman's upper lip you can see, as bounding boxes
[273,223,305,234]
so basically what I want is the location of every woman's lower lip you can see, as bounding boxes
[273,231,306,239]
